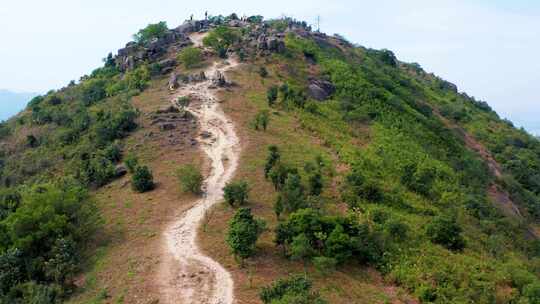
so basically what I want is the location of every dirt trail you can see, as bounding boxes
[159,34,240,304]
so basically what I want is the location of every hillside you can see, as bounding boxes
[1,14,540,304]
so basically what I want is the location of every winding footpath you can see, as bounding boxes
[159,35,240,304]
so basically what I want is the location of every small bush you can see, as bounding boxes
[223,180,249,206]
[426,215,465,251]
[252,110,270,131]
[259,275,326,304]
[133,21,168,44]
[176,164,203,194]
[124,153,139,173]
[313,256,337,275]
[267,86,278,107]
[258,66,268,78]
[132,165,154,193]
[177,47,203,69]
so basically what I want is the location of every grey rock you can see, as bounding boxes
[308,79,335,101]
[114,165,128,178]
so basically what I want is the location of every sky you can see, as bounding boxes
[0,0,538,134]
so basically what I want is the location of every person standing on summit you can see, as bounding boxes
[205,11,208,20]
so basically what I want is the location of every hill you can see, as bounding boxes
[0,90,38,121]
[1,14,540,304]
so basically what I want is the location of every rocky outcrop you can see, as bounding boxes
[175,20,210,34]
[115,30,190,72]
[213,71,227,87]
[308,78,335,101]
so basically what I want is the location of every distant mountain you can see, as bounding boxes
[0,89,38,121]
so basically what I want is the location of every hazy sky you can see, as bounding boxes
[0,0,538,133]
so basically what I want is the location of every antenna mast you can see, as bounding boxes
[316,15,320,32]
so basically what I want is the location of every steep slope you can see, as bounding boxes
[1,14,540,304]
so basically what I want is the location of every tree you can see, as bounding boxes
[133,21,168,44]
[426,215,465,251]
[253,110,270,131]
[269,164,298,191]
[290,233,315,268]
[203,26,240,56]
[276,173,306,214]
[308,172,323,196]
[227,208,265,264]
[132,165,154,193]
[44,238,78,285]
[264,145,280,178]
[176,164,203,194]
[177,47,203,69]
[267,85,278,107]
[223,181,249,206]
[324,224,353,264]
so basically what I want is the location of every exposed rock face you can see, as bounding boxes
[115,30,190,72]
[213,71,227,87]
[308,78,335,101]
[256,33,286,53]
[175,20,210,34]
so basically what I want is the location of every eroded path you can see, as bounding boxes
[159,47,240,303]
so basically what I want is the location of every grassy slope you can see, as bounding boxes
[198,61,416,303]
[67,76,204,304]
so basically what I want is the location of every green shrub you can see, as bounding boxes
[176,164,203,194]
[177,47,203,69]
[133,21,168,44]
[259,275,326,304]
[426,215,465,251]
[223,181,249,206]
[252,110,270,131]
[264,145,280,178]
[313,256,337,275]
[131,165,154,193]
[258,66,268,78]
[124,153,139,173]
[203,26,240,55]
[81,79,107,106]
[267,86,278,107]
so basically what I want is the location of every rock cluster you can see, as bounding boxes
[115,20,213,72]
[308,78,335,101]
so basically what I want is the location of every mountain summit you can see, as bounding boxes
[1,14,540,304]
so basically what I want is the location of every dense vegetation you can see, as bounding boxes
[216,22,540,303]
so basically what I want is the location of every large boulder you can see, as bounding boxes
[308,79,335,101]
